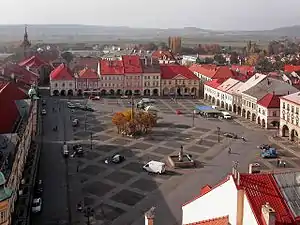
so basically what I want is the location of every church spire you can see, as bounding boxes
[20,25,31,57]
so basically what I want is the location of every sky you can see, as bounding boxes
[2,0,300,30]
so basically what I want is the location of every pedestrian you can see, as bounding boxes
[279,160,282,167]
[277,159,280,167]
[76,164,80,172]
[228,147,232,154]
[283,162,286,168]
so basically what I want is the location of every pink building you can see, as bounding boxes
[122,55,143,96]
[76,68,99,95]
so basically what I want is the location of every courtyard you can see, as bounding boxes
[33,96,300,225]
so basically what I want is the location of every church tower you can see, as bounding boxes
[20,25,31,58]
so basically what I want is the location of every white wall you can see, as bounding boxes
[243,194,259,225]
[182,176,238,225]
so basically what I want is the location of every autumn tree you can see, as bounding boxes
[112,112,126,134]
[246,54,260,66]
[61,51,74,64]
[122,109,133,122]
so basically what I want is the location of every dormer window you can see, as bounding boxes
[62,83,65,87]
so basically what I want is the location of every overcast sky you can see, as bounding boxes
[1,0,299,30]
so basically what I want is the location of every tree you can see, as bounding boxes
[112,112,126,133]
[246,54,260,66]
[61,51,74,64]
[214,54,226,64]
[230,52,239,64]
[122,109,133,122]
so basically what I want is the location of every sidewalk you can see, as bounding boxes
[269,136,300,158]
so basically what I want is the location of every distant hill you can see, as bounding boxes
[0,24,299,44]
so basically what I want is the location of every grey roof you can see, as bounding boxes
[274,171,300,218]
[243,78,298,100]
[0,133,19,179]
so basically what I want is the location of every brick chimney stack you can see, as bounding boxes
[145,207,155,225]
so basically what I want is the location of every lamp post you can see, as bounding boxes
[131,94,134,120]
[192,110,196,127]
[217,126,220,143]
[90,132,93,150]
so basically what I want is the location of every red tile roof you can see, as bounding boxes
[231,65,255,75]
[100,60,124,75]
[204,79,225,89]
[0,81,27,133]
[18,55,48,68]
[239,173,295,225]
[78,68,98,79]
[284,65,300,73]
[257,93,282,108]
[50,63,74,80]
[160,64,199,80]
[186,216,229,225]
[189,64,235,80]
[3,63,39,85]
[152,50,175,60]
[199,185,212,196]
[122,55,143,74]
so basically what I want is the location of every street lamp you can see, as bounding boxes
[90,132,93,150]
[84,207,94,225]
[217,127,220,143]
[192,110,196,127]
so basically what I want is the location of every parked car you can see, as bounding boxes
[121,95,128,99]
[91,96,100,100]
[221,112,232,119]
[41,109,47,115]
[258,144,270,150]
[63,144,69,157]
[224,132,238,139]
[141,98,156,104]
[105,154,125,164]
[85,106,94,112]
[143,161,166,174]
[32,198,42,213]
[67,103,75,109]
[73,144,83,153]
[261,148,278,158]
[34,180,43,196]
[72,119,79,127]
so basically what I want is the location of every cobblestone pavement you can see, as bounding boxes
[34,96,300,225]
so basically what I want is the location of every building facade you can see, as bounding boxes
[50,63,76,96]
[160,64,200,97]
[280,92,300,142]
[168,36,181,54]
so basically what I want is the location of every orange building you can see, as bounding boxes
[168,36,181,54]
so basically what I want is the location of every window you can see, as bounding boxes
[292,106,294,113]
[0,211,6,222]
[69,83,72,87]
[283,102,285,109]
[272,111,277,117]
[297,108,299,115]
[287,104,290,111]
[55,83,58,87]
[62,83,65,87]
[259,108,261,113]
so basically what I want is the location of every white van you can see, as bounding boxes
[143,161,166,174]
[63,144,69,157]
[222,111,232,119]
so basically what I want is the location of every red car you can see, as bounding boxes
[176,110,182,115]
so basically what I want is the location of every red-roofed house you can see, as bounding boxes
[0,81,28,133]
[122,55,143,96]
[231,65,255,76]
[76,68,99,95]
[189,64,235,97]
[182,168,299,225]
[18,55,53,85]
[284,65,300,73]
[98,59,125,96]
[257,93,282,129]
[151,50,176,64]
[160,64,200,97]
[186,216,229,225]
[50,63,75,96]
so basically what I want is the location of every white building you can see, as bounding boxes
[49,63,75,96]
[280,92,300,142]
[182,169,300,225]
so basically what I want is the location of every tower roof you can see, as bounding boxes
[20,25,31,48]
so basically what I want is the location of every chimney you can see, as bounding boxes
[236,188,245,225]
[145,207,155,225]
[262,203,276,225]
